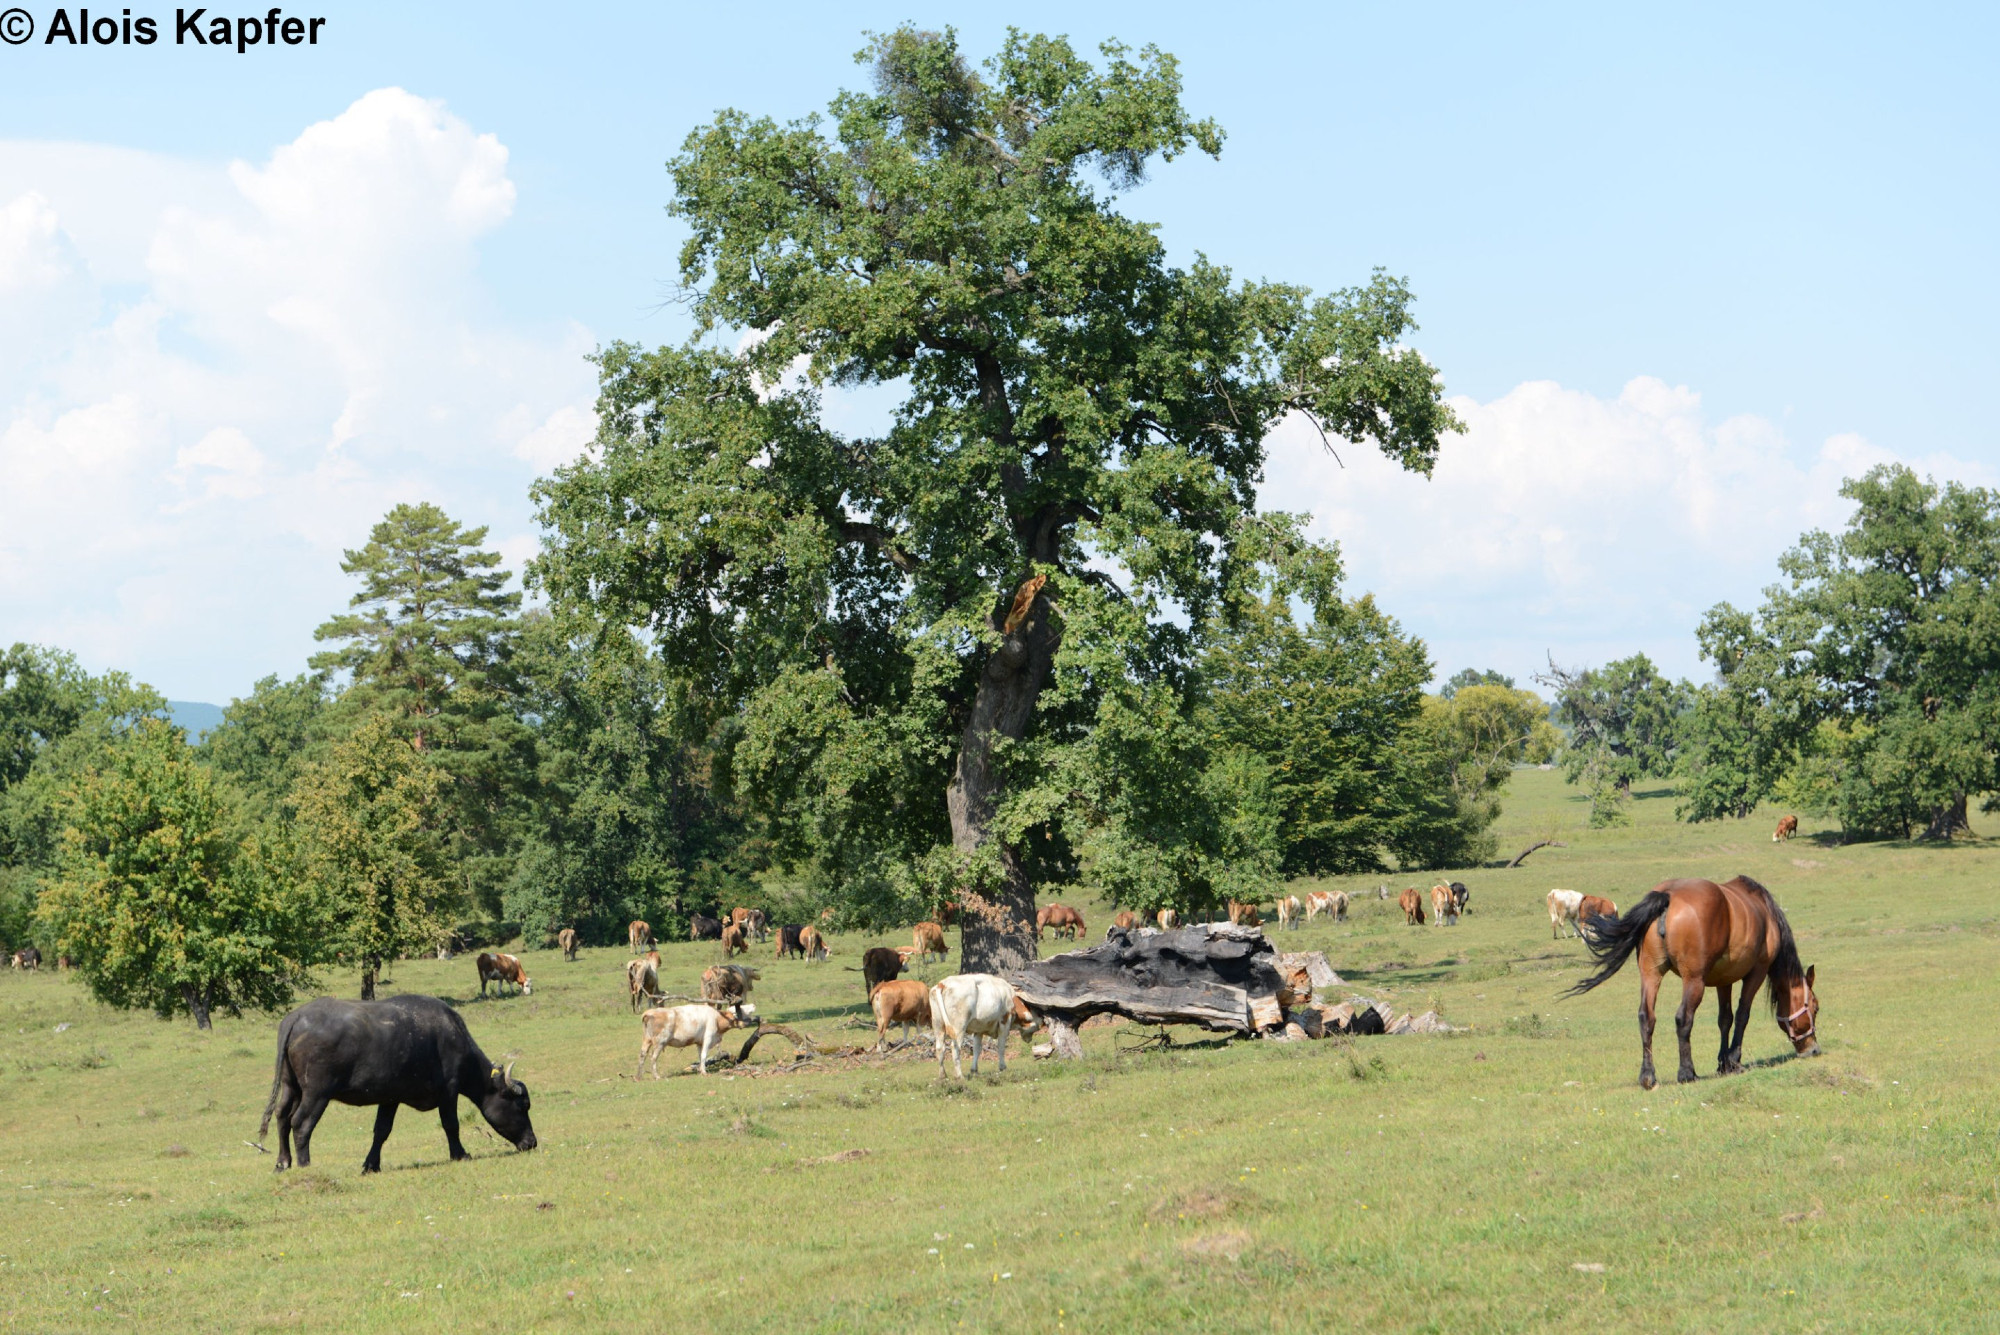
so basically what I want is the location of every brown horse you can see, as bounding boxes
[1565,875,1819,1089]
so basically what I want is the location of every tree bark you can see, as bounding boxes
[949,579,1061,974]
[1007,924,1290,1039]
[1922,793,1970,841]
[1507,839,1567,868]
[182,983,213,1031]
[360,960,378,1001]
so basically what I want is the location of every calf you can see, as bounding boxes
[1546,889,1586,939]
[1577,894,1619,939]
[627,952,661,1011]
[721,924,748,957]
[862,946,906,997]
[1276,895,1302,931]
[636,1003,741,1078]
[1036,904,1085,940]
[628,920,652,952]
[912,921,948,964]
[870,978,932,1050]
[799,925,828,961]
[689,914,724,942]
[476,952,531,998]
[1156,908,1179,931]
[1430,883,1457,926]
[1399,887,1425,926]
[775,925,806,960]
[929,974,1041,1079]
[1773,814,1799,842]
[557,928,579,962]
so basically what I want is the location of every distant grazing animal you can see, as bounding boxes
[1399,887,1425,926]
[1276,895,1302,931]
[1564,875,1820,1089]
[862,946,907,997]
[627,954,660,1011]
[1773,815,1799,842]
[476,952,531,998]
[1430,884,1457,926]
[929,973,1041,1079]
[775,925,806,960]
[870,978,932,1050]
[912,921,949,964]
[935,899,962,928]
[721,924,748,957]
[689,914,724,943]
[1547,889,1586,939]
[12,946,40,971]
[637,1003,741,1078]
[731,907,768,942]
[628,920,652,952]
[1156,908,1179,931]
[700,963,759,1009]
[1450,882,1471,915]
[799,925,828,961]
[1303,890,1349,923]
[1036,904,1085,941]
[1112,910,1138,931]
[257,993,536,1173]
[1578,895,1619,939]
[557,928,579,962]
[1224,899,1264,928]
[819,907,837,926]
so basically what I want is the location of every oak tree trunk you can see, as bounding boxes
[182,983,213,1031]
[948,580,1060,975]
[360,959,379,1001]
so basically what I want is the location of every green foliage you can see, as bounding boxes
[531,28,1457,958]
[0,642,102,792]
[198,673,331,830]
[1538,652,1691,826]
[288,716,455,996]
[1438,667,1515,699]
[33,719,323,1028]
[0,662,167,875]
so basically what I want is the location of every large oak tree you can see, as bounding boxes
[533,29,1460,969]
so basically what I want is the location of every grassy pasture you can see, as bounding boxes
[1,769,1996,1332]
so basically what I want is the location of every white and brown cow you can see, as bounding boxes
[476,952,531,998]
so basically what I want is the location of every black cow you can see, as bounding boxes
[689,914,724,942]
[774,925,806,960]
[861,945,905,997]
[257,994,536,1174]
[1450,882,1471,915]
[11,946,40,971]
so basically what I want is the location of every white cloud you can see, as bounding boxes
[1262,375,1988,688]
[0,91,597,701]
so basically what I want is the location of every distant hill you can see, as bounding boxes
[165,701,226,742]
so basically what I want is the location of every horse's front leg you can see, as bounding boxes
[1714,982,1735,1075]
[1726,967,1765,1074]
[1673,975,1704,1083]
[1637,969,1663,1090]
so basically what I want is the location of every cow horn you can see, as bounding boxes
[502,1060,516,1085]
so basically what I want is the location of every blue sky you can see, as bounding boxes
[2,3,1995,702]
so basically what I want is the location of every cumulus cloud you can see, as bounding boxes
[1261,375,1986,688]
[0,90,596,700]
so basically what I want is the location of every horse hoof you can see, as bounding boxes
[1639,1074,1657,1091]
[1677,1070,1698,1084]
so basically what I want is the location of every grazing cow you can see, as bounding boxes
[1430,884,1457,926]
[636,1003,741,1078]
[1306,890,1350,923]
[12,945,40,971]
[1225,899,1264,928]
[818,906,838,926]
[862,946,907,997]
[689,914,724,942]
[1156,908,1179,931]
[557,928,579,962]
[1399,887,1426,926]
[913,921,949,964]
[1773,815,1799,842]
[929,974,1041,1079]
[731,907,769,942]
[628,920,652,952]
[1547,889,1586,939]
[258,994,536,1172]
[1276,895,1303,931]
[1112,910,1139,931]
[935,899,962,928]
[1450,882,1471,915]
[799,925,828,961]
[476,952,531,998]
[627,954,661,1012]
[1578,894,1619,939]
[721,924,748,957]
[775,925,806,960]
[870,978,932,1050]
[701,963,759,1009]
[1036,905,1085,941]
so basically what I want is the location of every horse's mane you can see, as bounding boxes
[1729,874,1805,1010]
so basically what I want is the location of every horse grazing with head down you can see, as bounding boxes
[1564,875,1819,1089]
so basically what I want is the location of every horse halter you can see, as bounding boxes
[1780,1000,1817,1046]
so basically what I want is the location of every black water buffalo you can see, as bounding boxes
[258,994,536,1173]
[689,914,724,942]
[774,924,806,959]
[861,945,905,996]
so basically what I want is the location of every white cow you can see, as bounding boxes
[636,1002,749,1078]
[929,974,1042,1079]
[1547,889,1586,940]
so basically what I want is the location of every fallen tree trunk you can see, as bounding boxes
[1508,839,1568,868]
[733,1021,820,1066]
[1006,924,1289,1044]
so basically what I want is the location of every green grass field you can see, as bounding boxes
[2,769,1996,1332]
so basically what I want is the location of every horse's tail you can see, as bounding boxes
[1561,891,1669,998]
[256,1010,298,1144]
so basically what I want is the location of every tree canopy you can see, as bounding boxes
[532,27,1460,969]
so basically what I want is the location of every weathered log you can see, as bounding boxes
[732,1021,820,1066]
[1508,838,1568,868]
[1006,923,1288,1042]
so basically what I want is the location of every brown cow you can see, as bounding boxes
[1036,905,1085,941]
[628,920,652,952]
[477,952,531,997]
[557,928,579,962]
[1430,883,1457,927]
[1773,815,1799,842]
[912,921,949,964]
[1225,899,1264,928]
[731,907,769,942]
[701,963,759,1007]
[1156,908,1179,931]
[799,925,828,961]
[721,924,748,957]
[1111,910,1139,931]
[1399,887,1426,926]
[1578,894,1619,939]
[862,946,907,996]
[627,950,662,1011]
[870,978,932,1050]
